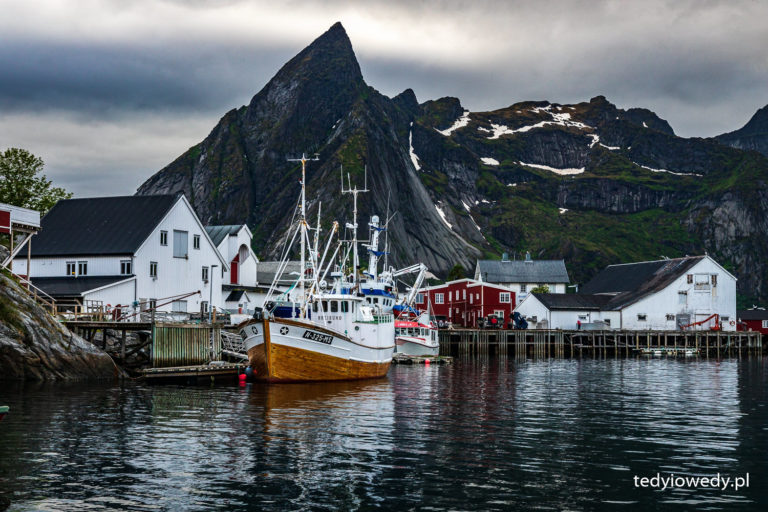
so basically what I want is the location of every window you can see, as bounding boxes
[148,299,157,310]
[202,266,209,282]
[173,230,188,258]
[499,292,511,303]
[193,234,200,250]
[578,314,588,321]
[494,310,504,317]
[201,301,209,314]
[435,293,444,304]
[331,301,338,313]
[416,293,424,304]
[341,301,349,313]
[694,274,710,291]
[172,300,187,313]
[120,260,132,275]
[470,294,473,304]
[520,284,527,293]
[463,289,466,300]
[721,316,729,322]
[160,230,168,246]
[678,291,687,304]
[150,261,158,278]
[604,319,611,326]
[763,320,768,329]
[666,314,675,321]
[687,274,693,284]
[637,314,647,321]
[77,261,87,276]
[66,261,76,276]
[711,274,717,286]
[449,291,452,301]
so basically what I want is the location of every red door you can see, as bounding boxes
[230,254,239,284]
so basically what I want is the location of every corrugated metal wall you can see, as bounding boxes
[152,322,221,367]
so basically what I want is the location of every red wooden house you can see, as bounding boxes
[737,309,768,335]
[416,278,515,328]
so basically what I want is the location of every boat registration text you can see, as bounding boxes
[303,330,333,345]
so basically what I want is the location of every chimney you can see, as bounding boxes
[525,251,532,263]
[502,252,509,262]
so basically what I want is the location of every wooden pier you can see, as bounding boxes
[439,329,763,358]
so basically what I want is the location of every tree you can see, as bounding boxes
[447,263,465,281]
[530,284,550,294]
[0,148,71,214]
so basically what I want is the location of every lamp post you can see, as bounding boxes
[208,264,218,324]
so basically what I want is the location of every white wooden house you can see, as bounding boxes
[475,252,570,305]
[515,255,737,331]
[14,194,228,317]
[205,224,259,314]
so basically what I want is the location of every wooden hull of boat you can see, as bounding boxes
[242,319,392,383]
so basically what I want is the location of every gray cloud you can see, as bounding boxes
[1,0,767,197]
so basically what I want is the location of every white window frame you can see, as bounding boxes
[120,260,132,275]
[202,266,209,282]
[435,293,444,304]
[160,230,168,246]
[415,293,424,304]
[173,230,188,259]
[520,284,527,293]
[499,292,511,303]
[66,261,76,276]
[172,300,187,313]
[77,261,87,276]
[762,320,768,328]
[449,291,452,301]
[193,234,200,250]
[150,261,158,278]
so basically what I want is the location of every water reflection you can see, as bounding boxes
[0,357,765,510]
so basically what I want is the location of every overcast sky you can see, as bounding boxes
[1,0,766,197]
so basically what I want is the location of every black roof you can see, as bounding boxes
[225,289,246,302]
[30,195,179,256]
[581,256,705,311]
[205,225,242,247]
[532,293,613,310]
[738,309,768,320]
[31,275,134,298]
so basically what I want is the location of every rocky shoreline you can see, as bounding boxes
[0,270,122,381]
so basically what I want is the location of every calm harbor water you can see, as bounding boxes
[1,356,767,511]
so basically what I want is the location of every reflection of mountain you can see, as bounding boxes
[246,380,395,506]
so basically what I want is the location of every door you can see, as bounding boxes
[230,254,239,284]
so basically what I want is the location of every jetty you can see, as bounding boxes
[440,329,762,357]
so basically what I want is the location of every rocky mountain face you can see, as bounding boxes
[137,23,768,305]
[0,270,120,380]
[716,105,768,157]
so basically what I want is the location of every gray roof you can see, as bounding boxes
[476,259,570,284]
[738,309,768,321]
[29,195,178,257]
[257,261,303,286]
[532,293,612,310]
[31,275,134,298]
[205,225,242,247]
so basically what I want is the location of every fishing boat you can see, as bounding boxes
[238,156,395,382]
[0,406,8,422]
[395,316,439,356]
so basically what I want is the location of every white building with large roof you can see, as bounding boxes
[515,255,736,331]
[14,194,228,316]
[475,252,570,305]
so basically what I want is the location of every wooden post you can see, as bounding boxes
[8,227,13,272]
[26,235,31,289]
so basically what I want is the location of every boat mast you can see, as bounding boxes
[341,166,368,287]
[288,153,318,317]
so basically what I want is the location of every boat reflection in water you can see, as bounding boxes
[246,378,396,503]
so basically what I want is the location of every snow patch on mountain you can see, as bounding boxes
[435,203,452,229]
[409,123,421,170]
[436,111,470,136]
[480,157,499,166]
[519,162,585,175]
[479,105,592,140]
[634,163,702,177]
